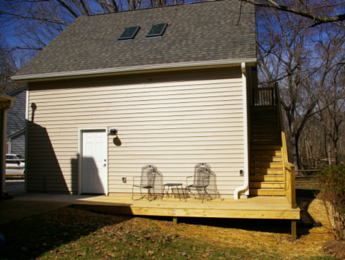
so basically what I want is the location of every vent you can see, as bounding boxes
[118,26,140,40]
[146,23,167,37]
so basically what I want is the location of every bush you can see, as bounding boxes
[315,164,345,240]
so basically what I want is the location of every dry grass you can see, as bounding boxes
[0,191,343,259]
[150,198,337,259]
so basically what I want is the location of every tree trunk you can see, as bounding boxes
[291,132,299,170]
[332,138,338,165]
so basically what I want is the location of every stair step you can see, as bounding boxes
[250,150,281,156]
[249,182,285,189]
[250,115,278,119]
[251,106,277,111]
[250,169,283,174]
[251,125,280,129]
[251,131,280,135]
[250,189,286,196]
[250,156,282,162]
[250,113,279,121]
[251,129,280,133]
[251,108,278,112]
[251,135,281,139]
[250,138,281,143]
[251,133,280,137]
[250,162,283,168]
[251,127,280,132]
[250,175,284,182]
[251,125,280,130]
[251,137,281,141]
[249,117,285,197]
[251,120,279,125]
[251,141,282,146]
[250,145,282,151]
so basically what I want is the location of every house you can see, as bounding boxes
[0,94,16,197]
[12,0,298,231]
[6,88,27,156]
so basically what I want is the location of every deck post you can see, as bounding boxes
[173,217,178,225]
[291,220,297,241]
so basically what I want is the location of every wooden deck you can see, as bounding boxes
[75,195,300,220]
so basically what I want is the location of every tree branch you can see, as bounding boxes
[56,0,79,18]
[241,0,345,24]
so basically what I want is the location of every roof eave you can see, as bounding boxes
[12,58,257,83]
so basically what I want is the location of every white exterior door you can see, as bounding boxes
[81,130,107,194]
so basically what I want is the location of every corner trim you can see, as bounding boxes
[234,62,249,199]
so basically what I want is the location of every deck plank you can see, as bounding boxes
[75,196,300,220]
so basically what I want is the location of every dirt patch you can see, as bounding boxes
[154,197,337,259]
[323,240,345,259]
[77,197,339,259]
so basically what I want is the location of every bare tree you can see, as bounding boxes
[257,7,345,169]
[0,0,188,65]
[315,66,345,165]
[0,34,25,94]
[241,0,345,25]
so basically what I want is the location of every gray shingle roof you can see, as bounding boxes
[15,0,256,78]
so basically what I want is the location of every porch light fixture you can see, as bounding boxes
[109,128,118,135]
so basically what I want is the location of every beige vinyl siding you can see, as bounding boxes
[27,68,245,197]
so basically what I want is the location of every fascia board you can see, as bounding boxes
[12,58,257,82]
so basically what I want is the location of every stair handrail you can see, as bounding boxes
[275,83,296,209]
[275,82,284,133]
[282,132,296,209]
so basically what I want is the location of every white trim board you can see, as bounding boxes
[12,58,257,82]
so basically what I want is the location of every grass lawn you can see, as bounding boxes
[0,201,342,260]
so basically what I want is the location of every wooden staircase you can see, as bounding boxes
[249,106,285,196]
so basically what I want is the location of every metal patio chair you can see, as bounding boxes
[132,165,157,201]
[186,163,212,203]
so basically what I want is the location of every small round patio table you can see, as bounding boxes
[161,183,185,201]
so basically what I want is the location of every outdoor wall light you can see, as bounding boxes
[109,128,118,135]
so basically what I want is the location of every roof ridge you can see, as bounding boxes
[82,0,229,18]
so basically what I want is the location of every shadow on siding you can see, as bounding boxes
[27,120,70,194]
[71,156,79,194]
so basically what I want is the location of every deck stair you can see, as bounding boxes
[249,106,285,196]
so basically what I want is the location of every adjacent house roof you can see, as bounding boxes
[0,94,16,109]
[12,0,256,82]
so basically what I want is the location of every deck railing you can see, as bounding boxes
[281,132,296,209]
[252,87,277,106]
[275,84,296,209]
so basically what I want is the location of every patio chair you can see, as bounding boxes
[186,163,212,203]
[132,165,157,201]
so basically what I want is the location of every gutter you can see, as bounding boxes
[11,58,257,82]
[234,62,249,200]
[7,127,26,140]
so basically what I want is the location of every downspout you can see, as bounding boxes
[1,99,15,196]
[234,62,249,199]
[25,88,29,193]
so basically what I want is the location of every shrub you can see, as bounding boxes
[315,164,345,240]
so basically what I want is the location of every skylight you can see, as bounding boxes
[118,26,140,40]
[146,23,167,37]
